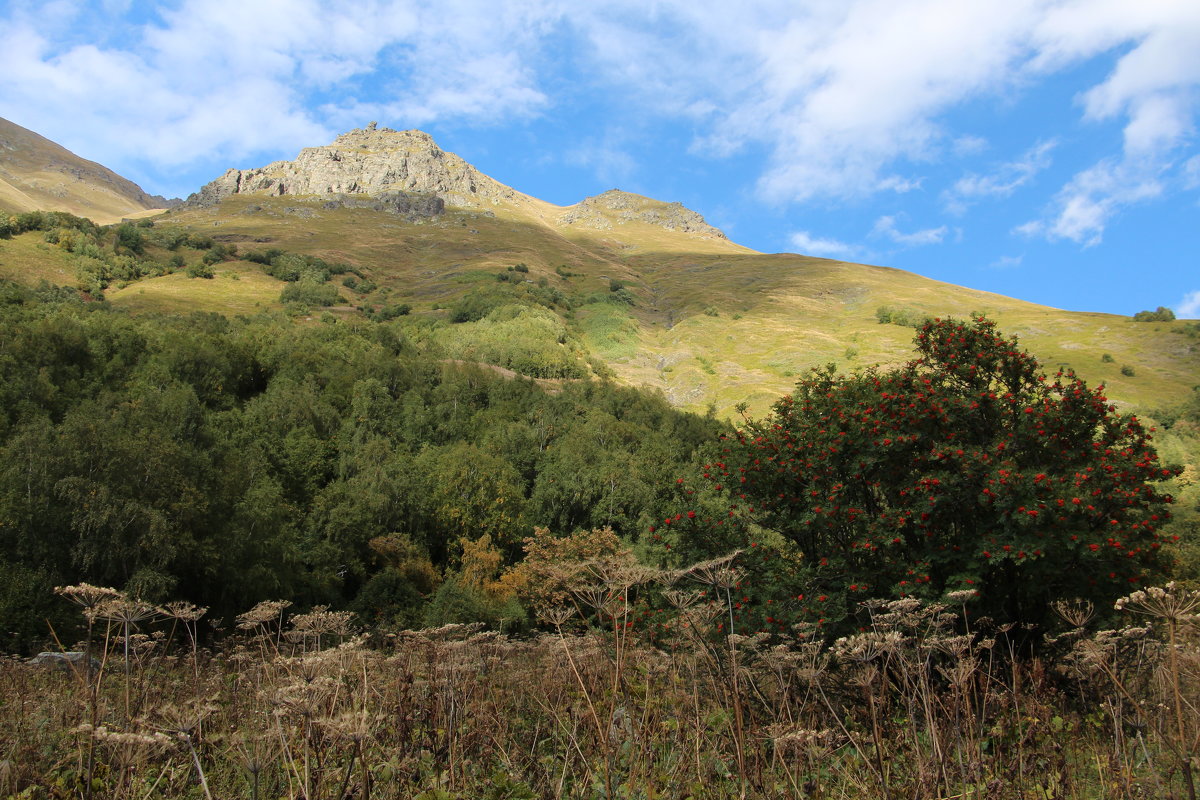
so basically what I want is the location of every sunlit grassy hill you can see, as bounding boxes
[0,120,1195,422]
[0,117,168,224]
[3,189,1196,420]
[109,191,1193,422]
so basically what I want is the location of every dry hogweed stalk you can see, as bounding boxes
[145,701,218,800]
[1115,582,1200,799]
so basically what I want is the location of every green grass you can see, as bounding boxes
[106,262,286,315]
[0,232,79,286]
[576,302,640,361]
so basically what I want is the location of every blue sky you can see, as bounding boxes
[1,0,1198,317]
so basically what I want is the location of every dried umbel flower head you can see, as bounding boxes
[1115,582,1200,623]
[686,552,744,590]
[146,699,217,739]
[538,606,576,628]
[320,709,379,744]
[831,630,903,663]
[937,657,979,688]
[765,724,836,757]
[662,588,704,610]
[237,600,292,630]
[94,597,159,626]
[162,601,207,623]
[945,590,977,604]
[1053,598,1095,629]
[583,556,660,593]
[75,723,173,752]
[56,583,123,610]
[290,606,357,639]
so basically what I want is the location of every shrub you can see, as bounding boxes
[1133,307,1175,322]
[371,303,410,322]
[280,280,341,306]
[1102,353,1115,363]
[1121,365,1136,377]
[876,305,929,328]
[675,317,1180,634]
[186,263,214,279]
[449,288,513,323]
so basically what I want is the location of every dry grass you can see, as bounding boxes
[3,576,1197,799]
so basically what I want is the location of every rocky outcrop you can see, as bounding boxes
[321,191,444,220]
[558,190,726,239]
[186,125,522,210]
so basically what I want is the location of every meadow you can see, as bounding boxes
[2,573,1197,800]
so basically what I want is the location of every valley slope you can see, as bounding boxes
[1,123,1196,421]
[0,117,169,224]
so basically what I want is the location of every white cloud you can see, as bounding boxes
[1178,290,1200,319]
[0,0,559,191]
[943,140,1055,214]
[789,230,864,259]
[988,254,1024,269]
[1016,1,1200,240]
[1183,155,1200,189]
[567,0,1200,230]
[871,215,948,246]
[565,139,637,185]
[1018,158,1163,245]
[2,0,1199,236]
[953,135,989,157]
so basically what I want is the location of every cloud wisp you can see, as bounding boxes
[872,215,949,247]
[943,140,1056,215]
[789,230,865,260]
[1178,290,1200,319]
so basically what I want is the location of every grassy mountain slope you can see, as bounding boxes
[0,117,166,224]
[4,188,1193,418]
[117,193,1194,421]
[0,122,1195,423]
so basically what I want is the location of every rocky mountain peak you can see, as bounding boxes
[187,126,523,209]
[558,189,727,239]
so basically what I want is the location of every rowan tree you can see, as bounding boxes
[691,317,1180,631]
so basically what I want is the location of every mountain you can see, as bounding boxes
[187,123,733,246]
[1,123,1197,423]
[0,117,172,224]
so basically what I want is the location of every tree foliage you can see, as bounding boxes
[0,280,724,651]
[1133,306,1176,322]
[691,317,1179,631]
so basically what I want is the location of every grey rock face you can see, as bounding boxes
[321,191,445,220]
[186,127,518,210]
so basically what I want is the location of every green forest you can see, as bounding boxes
[0,277,731,653]
[2,275,1200,798]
